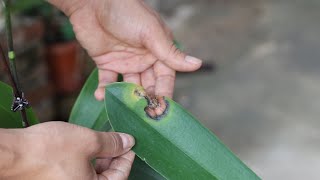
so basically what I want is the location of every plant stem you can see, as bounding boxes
[20,109,29,127]
[1,0,29,127]
[0,44,18,96]
[2,0,21,96]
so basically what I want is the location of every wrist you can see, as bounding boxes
[0,128,22,178]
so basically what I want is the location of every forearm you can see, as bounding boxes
[0,128,21,178]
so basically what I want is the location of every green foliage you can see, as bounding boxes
[69,69,260,179]
[173,39,183,51]
[10,0,45,13]
[105,83,260,180]
[0,81,39,128]
[60,20,75,42]
[129,157,165,180]
[69,69,111,131]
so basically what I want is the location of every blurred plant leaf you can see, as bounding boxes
[173,39,183,51]
[0,81,38,128]
[129,157,165,180]
[10,0,45,13]
[69,69,110,131]
[105,82,260,180]
[69,69,164,179]
[60,20,75,42]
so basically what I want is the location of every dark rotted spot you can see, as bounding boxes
[145,99,169,121]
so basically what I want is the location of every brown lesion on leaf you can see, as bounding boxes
[144,95,168,120]
[134,88,168,120]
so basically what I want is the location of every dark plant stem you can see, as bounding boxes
[1,0,29,127]
[3,0,21,96]
[0,44,18,96]
[21,109,29,127]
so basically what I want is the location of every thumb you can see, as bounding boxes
[90,132,135,158]
[144,27,202,72]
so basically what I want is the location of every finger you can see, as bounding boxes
[123,73,141,85]
[98,151,135,180]
[95,51,157,74]
[164,25,174,39]
[142,23,202,72]
[141,67,156,95]
[154,61,175,98]
[95,158,112,174]
[95,69,118,101]
[90,132,135,158]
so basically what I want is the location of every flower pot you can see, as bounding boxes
[46,40,82,94]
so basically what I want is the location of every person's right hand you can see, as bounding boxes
[1,122,135,180]
[48,0,203,99]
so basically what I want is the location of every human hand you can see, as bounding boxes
[49,0,202,99]
[1,122,135,180]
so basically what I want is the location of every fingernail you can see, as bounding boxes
[119,133,135,150]
[94,89,105,101]
[185,56,202,64]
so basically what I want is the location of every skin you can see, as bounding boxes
[49,0,202,99]
[0,0,203,179]
[0,122,135,180]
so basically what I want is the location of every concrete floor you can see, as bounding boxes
[156,0,320,179]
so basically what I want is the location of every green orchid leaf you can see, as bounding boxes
[69,69,165,180]
[0,81,39,128]
[105,82,260,180]
[69,69,110,131]
[129,157,166,180]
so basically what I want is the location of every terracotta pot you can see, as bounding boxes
[46,41,82,94]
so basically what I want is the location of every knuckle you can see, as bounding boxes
[157,73,175,80]
[108,133,123,154]
[168,43,181,58]
[112,157,133,175]
[160,42,177,61]
[87,131,103,154]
